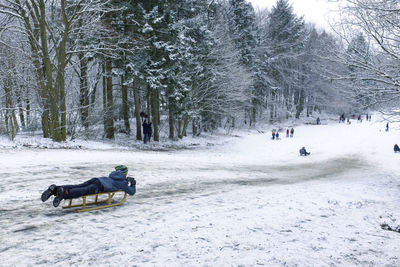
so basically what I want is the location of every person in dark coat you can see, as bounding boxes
[142,119,152,144]
[299,147,310,156]
[41,165,136,207]
[290,127,294,137]
[394,144,400,153]
[386,122,389,132]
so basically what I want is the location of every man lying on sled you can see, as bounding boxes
[41,165,136,207]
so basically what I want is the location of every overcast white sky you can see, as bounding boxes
[249,0,341,31]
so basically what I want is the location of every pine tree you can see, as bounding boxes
[266,0,306,120]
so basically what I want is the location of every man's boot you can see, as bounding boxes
[41,184,57,202]
[53,187,65,207]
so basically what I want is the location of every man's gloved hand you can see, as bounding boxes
[127,177,136,187]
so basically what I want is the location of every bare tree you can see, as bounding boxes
[335,0,400,114]
[0,0,113,141]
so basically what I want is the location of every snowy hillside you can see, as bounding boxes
[0,116,399,266]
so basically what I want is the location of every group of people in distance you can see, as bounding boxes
[271,127,310,156]
[272,128,294,140]
[339,113,372,124]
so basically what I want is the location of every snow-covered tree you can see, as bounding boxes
[265,0,307,120]
[0,0,114,141]
[227,0,259,125]
[337,0,400,115]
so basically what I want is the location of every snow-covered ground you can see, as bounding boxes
[1,116,399,266]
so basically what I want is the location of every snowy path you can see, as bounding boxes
[1,120,400,266]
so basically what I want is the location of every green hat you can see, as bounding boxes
[115,165,128,176]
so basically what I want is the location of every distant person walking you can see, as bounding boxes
[386,122,389,132]
[286,128,289,137]
[276,132,280,140]
[316,117,320,125]
[272,130,276,140]
[290,127,294,138]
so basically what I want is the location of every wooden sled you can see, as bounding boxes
[62,190,127,212]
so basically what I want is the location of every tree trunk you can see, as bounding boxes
[295,88,305,119]
[146,91,151,122]
[121,74,130,135]
[285,84,292,120]
[251,100,256,126]
[58,63,67,141]
[105,59,114,139]
[192,118,198,136]
[270,91,275,123]
[177,119,182,139]
[181,115,190,138]
[79,52,89,130]
[4,77,18,140]
[16,89,25,128]
[133,77,142,140]
[168,100,174,140]
[57,0,70,141]
[150,87,159,141]
[26,98,30,127]
[16,0,50,137]
[38,0,60,141]
[102,61,107,135]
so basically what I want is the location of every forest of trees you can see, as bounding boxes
[0,0,398,142]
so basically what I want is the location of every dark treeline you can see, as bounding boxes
[0,0,398,141]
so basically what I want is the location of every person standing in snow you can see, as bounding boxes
[276,132,280,140]
[339,113,345,123]
[316,117,320,125]
[272,130,276,140]
[41,165,136,207]
[290,127,294,137]
[386,122,389,132]
[394,144,400,153]
[286,128,289,137]
[142,119,152,144]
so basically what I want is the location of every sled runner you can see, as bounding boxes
[62,190,127,212]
